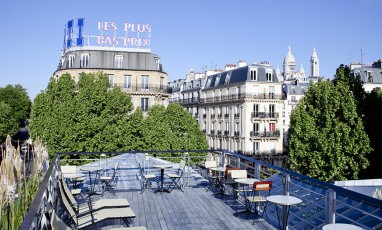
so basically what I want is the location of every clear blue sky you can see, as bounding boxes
[0,0,381,100]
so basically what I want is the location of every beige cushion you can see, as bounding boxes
[247,195,267,203]
[70,188,81,195]
[144,174,156,179]
[77,207,136,228]
[205,161,217,168]
[231,170,247,179]
[167,173,181,178]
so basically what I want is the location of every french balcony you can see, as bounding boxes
[112,83,172,94]
[234,113,240,118]
[217,130,222,136]
[234,131,240,136]
[210,130,215,135]
[250,131,280,140]
[251,112,279,121]
[21,150,382,230]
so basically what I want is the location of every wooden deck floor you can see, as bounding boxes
[74,154,276,230]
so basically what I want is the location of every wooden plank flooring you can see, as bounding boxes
[76,154,276,230]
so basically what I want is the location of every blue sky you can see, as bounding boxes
[0,0,381,100]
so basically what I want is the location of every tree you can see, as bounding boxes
[0,84,31,140]
[288,78,371,181]
[0,101,14,140]
[360,88,382,178]
[30,72,134,157]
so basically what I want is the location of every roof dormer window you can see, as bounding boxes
[250,69,257,81]
[115,55,124,69]
[67,55,75,68]
[80,54,89,68]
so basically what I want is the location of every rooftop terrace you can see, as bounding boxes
[21,150,382,229]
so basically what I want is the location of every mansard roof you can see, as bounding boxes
[204,64,280,89]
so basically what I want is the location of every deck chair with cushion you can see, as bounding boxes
[58,180,136,229]
[166,159,186,192]
[138,162,156,193]
[246,181,272,222]
[59,176,130,217]
[204,161,218,192]
[100,162,119,196]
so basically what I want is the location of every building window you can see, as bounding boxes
[253,142,259,152]
[108,74,114,87]
[269,104,275,117]
[250,70,257,80]
[80,54,89,68]
[141,98,149,111]
[68,55,75,68]
[160,77,164,90]
[115,55,123,68]
[123,75,132,89]
[253,104,259,117]
[269,86,275,99]
[269,123,275,132]
[141,75,149,90]
[266,72,272,82]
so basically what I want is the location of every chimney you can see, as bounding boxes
[225,64,236,71]
[238,60,247,67]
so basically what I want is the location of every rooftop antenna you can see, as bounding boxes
[360,49,364,66]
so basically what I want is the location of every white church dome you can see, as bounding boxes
[284,46,296,65]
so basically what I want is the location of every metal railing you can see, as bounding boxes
[111,83,172,94]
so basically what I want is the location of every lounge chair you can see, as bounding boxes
[58,180,136,229]
[59,176,130,217]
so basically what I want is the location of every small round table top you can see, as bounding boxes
[153,164,172,169]
[210,167,226,172]
[266,195,302,206]
[322,223,363,230]
[80,166,103,172]
[234,178,259,185]
[63,173,85,179]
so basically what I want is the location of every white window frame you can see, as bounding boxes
[108,74,114,87]
[80,54,89,68]
[115,55,124,69]
[68,55,75,68]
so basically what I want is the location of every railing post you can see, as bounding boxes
[325,189,336,224]
[185,152,190,188]
[254,163,260,180]
[221,150,226,167]
[282,174,290,229]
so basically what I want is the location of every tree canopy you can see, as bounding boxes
[30,72,208,159]
[0,84,31,140]
[288,78,371,181]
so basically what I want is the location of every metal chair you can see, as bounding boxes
[166,160,186,192]
[139,162,156,193]
[204,161,218,192]
[100,162,119,196]
[246,181,272,223]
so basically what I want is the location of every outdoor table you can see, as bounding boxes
[322,223,363,230]
[234,178,260,215]
[63,173,85,188]
[266,195,302,230]
[210,167,226,195]
[80,166,103,196]
[153,164,172,193]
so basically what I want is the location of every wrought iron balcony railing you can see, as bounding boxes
[251,112,279,119]
[111,83,172,94]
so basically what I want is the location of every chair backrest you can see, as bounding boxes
[205,161,217,168]
[60,175,78,212]
[58,180,78,226]
[253,181,272,192]
[225,167,241,180]
[51,210,72,230]
[230,170,247,179]
[61,165,77,174]
[179,159,186,168]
